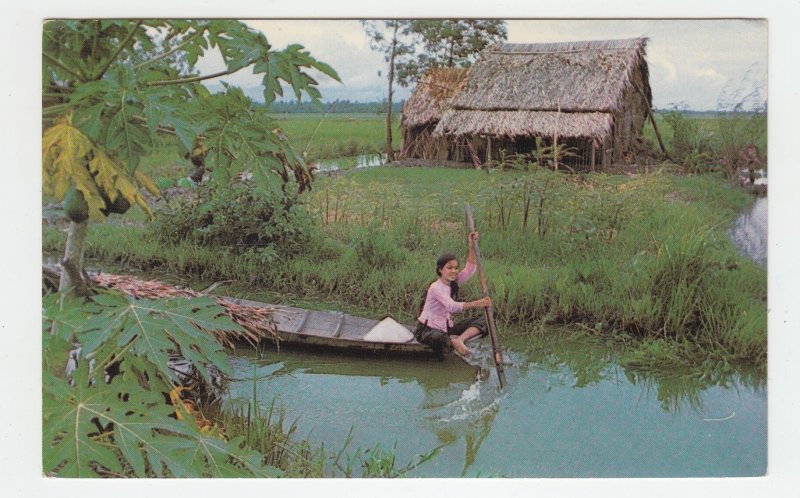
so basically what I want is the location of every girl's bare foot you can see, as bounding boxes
[452,337,472,357]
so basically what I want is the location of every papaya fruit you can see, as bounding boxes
[100,192,131,216]
[63,187,89,223]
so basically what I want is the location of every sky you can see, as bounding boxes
[198,19,768,111]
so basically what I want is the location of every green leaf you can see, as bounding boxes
[143,94,165,135]
[312,59,342,82]
[42,365,125,477]
[162,111,199,152]
[42,291,280,478]
[65,291,243,384]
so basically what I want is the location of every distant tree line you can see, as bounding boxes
[267,99,406,114]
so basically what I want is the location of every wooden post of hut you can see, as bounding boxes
[591,138,597,172]
[487,135,493,165]
[553,101,561,171]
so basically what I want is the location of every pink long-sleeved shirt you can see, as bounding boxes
[417,261,476,332]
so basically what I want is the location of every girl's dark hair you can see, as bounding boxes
[436,253,458,276]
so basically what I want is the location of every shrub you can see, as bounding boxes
[151,182,314,262]
[662,110,714,166]
[715,111,767,181]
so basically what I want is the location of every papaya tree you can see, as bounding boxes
[42,20,340,296]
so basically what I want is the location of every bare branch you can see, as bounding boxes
[135,27,206,71]
[91,20,143,81]
[144,65,251,87]
[43,52,85,81]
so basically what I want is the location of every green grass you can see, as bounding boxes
[272,112,401,162]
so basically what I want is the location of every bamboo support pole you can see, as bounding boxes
[632,81,672,160]
[465,203,506,389]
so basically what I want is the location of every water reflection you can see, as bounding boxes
[524,332,765,411]
[225,332,766,477]
[313,153,386,173]
[730,196,767,265]
[226,343,515,475]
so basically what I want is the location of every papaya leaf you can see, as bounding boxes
[42,333,75,379]
[42,364,125,477]
[43,292,101,342]
[142,93,165,135]
[179,430,282,478]
[43,291,282,477]
[42,117,156,220]
[43,365,202,477]
[134,169,161,198]
[64,291,243,384]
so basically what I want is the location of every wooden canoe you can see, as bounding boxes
[224,297,438,356]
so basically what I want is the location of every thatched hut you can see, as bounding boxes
[400,67,470,161]
[402,38,653,170]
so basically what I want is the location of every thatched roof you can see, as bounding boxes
[401,67,470,128]
[437,110,613,139]
[434,38,651,138]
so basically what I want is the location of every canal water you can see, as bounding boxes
[225,334,766,477]
[730,195,767,265]
[313,153,386,173]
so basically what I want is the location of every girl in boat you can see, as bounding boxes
[415,231,491,357]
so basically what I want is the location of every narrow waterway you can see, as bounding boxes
[730,195,767,265]
[313,153,386,173]
[225,334,766,477]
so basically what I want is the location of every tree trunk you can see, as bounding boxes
[59,220,92,297]
[385,24,398,163]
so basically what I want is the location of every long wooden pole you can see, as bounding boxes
[632,81,672,160]
[465,203,506,389]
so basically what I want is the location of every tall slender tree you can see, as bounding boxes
[361,20,416,162]
[408,19,507,72]
[362,20,507,161]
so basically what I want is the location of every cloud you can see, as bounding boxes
[651,57,678,82]
[198,19,766,109]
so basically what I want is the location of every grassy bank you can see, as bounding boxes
[43,166,767,372]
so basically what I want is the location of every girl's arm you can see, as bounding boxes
[463,296,491,309]
[458,231,479,284]
[466,231,478,265]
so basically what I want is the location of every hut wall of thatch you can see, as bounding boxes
[607,56,651,163]
[399,68,470,161]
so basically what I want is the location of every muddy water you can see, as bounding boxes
[225,335,766,477]
[730,196,767,265]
